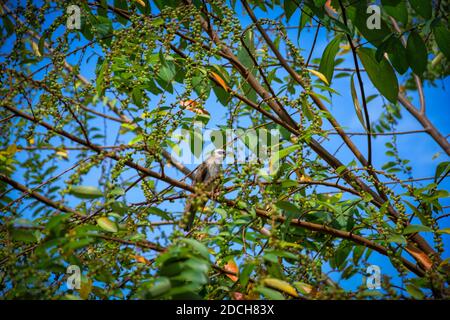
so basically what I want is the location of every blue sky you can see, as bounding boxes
[2,0,449,297]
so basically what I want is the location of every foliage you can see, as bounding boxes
[0,0,449,300]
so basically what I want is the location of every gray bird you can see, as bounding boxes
[182,149,225,231]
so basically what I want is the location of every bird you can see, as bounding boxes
[181,149,226,231]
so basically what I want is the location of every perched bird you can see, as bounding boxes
[182,149,226,231]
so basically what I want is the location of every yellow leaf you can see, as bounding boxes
[31,41,41,57]
[299,174,312,182]
[6,144,17,155]
[28,137,34,145]
[307,68,329,85]
[56,149,69,160]
[263,278,298,297]
[133,0,146,7]
[79,278,92,300]
[339,43,351,55]
[210,71,229,91]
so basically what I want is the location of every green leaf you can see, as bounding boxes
[405,284,425,299]
[404,200,427,226]
[347,3,391,46]
[406,31,428,76]
[334,245,351,270]
[275,201,300,215]
[97,217,118,233]
[159,65,176,83]
[2,16,14,37]
[10,229,37,243]
[111,201,127,215]
[38,34,46,56]
[276,144,300,160]
[408,0,432,19]
[381,0,408,25]
[131,87,143,107]
[433,23,450,61]
[113,0,129,25]
[298,6,312,42]
[386,234,407,244]
[90,15,113,43]
[350,73,367,130]
[386,37,409,74]
[283,0,298,22]
[180,239,210,260]
[147,277,171,298]
[255,286,285,300]
[46,213,72,231]
[437,228,450,235]
[212,85,230,106]
[239,263,255,287]
[353,246,365,265]
[148,207,171,220]
[237,29,255,70]
[70,186,103,199]
[403,224,433,234]
[357,47,399,103]
[318,35,342,84]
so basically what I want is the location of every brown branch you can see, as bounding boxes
[2,1,438,274]
[0,174,81,217]
[306,23,321,66]
[245,204,425,277]
[326,129,428,136]
[197,0,437,265]
[240,0,370,170]
[338,0,372,167]
[398,95,450,155]
[2,104,196,194]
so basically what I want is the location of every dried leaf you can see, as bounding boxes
[180,100,210,115]
[224,259,238,282]
[210,71,229,92]
[325,0,337,14]
[134,255,152,265]
[231,292,245,300]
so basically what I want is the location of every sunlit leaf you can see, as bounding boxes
[97,217,118,233]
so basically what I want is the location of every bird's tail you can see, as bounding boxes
[182,194,208,231]
[182,198,196,231]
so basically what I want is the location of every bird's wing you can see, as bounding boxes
[192,161,209,184]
